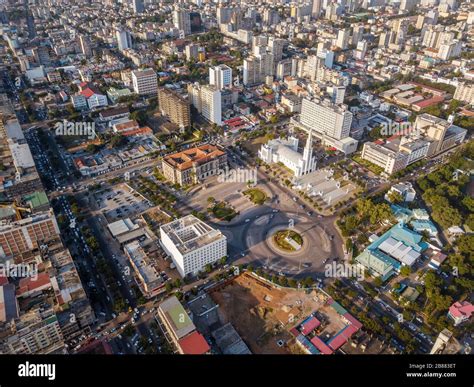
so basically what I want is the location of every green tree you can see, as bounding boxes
[400,266,411,277]
[373,276,383,287]
[387,191,404,204]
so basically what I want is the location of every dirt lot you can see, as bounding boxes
[210,273,327,354]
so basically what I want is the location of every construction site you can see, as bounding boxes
[209,272,329,354]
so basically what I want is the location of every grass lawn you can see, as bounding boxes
[244,188,267,205]
[352,155,385,175]
[211,201,237,221]
[273,230,303,251]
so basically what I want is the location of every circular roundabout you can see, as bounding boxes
[265,224,310,258]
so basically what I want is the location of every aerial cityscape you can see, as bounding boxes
[0,0,472,377]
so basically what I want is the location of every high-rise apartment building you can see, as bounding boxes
[78,35,92,57]
[209,64,232,90]
[454,82,474,105]
[157,88,191,129]
[312,0,322,17]
[336,29,350,49]
[116,29,132,51]
[300,98,353,140]
[173,9,191,36]
[268,38,285,63]
[131,68,158,96]
[187,83,221,125]
[132,0,144,13]
[200,85,222,125]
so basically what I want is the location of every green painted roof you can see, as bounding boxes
[159,296,195,339]
[23,191,49,209]
[168,303,193,330]
[331,301,348,316]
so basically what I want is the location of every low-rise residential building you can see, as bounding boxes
[107,87,133,104]
[157,296,210,354]
[448,301,474,326]
[78,82,108,110]
[385,182,416,202]
[123,241,164,298]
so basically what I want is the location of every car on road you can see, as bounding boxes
[245,218,250,223]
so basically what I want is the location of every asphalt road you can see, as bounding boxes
[177,148,344,279]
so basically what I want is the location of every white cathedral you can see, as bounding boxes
[258,131,317,178]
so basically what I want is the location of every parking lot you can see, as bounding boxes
[94,183,150,221]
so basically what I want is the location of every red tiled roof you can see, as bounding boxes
[449,301,474,319]
[80,88,97,99]
[343,313,362,330]
[310,336,333,355]
[163,144,225,171]
[301,316,321,335]
[17,273,51,296]
[413,95,444,109]
[114,120,139,132]
[328,325,358,350]
[289,327,299,337]
[178,331,210,355]
[460,109,474,117]
[120,127,153,137]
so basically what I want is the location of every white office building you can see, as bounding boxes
[291,97,358,154]
[300,98,352,140]
[209,64,232,90]
[160,215,227,277]
[131,68,158,95]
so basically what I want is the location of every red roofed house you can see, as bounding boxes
[178,331,210,354]
[112,119,139,134]
[17,273,52,298]
[78,82,108,110]
[448,301,474,326]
